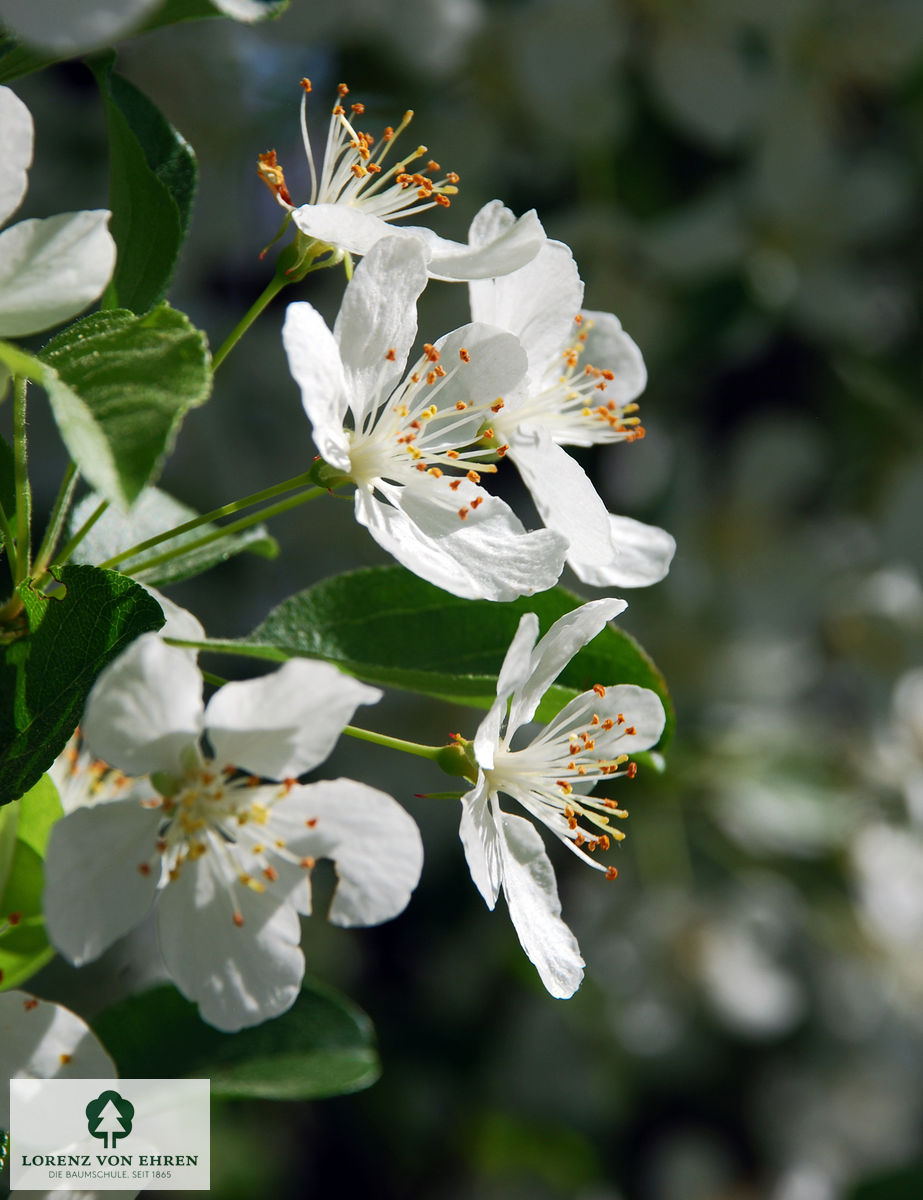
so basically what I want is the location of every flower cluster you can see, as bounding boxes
[1,75,673,1034]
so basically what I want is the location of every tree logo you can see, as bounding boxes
[85,1090,135,1149]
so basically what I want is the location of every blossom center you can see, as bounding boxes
[260,79,460,224]
[138,765,314,927]
[492,316,645,448]
[346,343,499,518]
[489,692,642,876]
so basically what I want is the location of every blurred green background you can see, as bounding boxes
[10,0,923,1196]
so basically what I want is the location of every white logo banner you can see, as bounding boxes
[9,1078,210,1191]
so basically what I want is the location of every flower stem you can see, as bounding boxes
[12,376,31,584]
[342,724,445,761]
[95,471,321,572]
[121,485,324,577]
[33,463,78,575]
[0,498,16,577]
[212,274,289,373]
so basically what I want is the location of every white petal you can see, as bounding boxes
[509,427,615,562]
[0,0,161,52]
[467,199,517,247]
[508,598,628,731]
[0,212,116,338]
[429,322,528,413]
[469,237,583,377]
[581,309,647,404]
[291,202,402,258]
[458,776,502,908]
[82,636,204,778]
[474,612,539,765]
[356,481,567,601]
[144,587,206,643]
[497,811,584,998]
[43,800,162,965]
[0,993,115,1113]
[271,779,423,926]
[595,684,666,751]
[292,202,544,280]
[509,429,676,587]
[204,659,381,779]
[0,85,32,228]
[281,301,352,472]
[333,236,427,421]
[575,514,676,589]
[157,852,304,1032]
[419,208,546,281]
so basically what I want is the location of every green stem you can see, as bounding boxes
[342,724,444,761]
[96,470,320,572]
[33,463,78,575]
[12,376,31,584]
[122,485,324,577]
[212,274,288,372]
[52,498,108,569]
[0,497,16,577]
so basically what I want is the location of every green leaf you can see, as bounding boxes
[40,305,211,508]
[0,775,63,991]
[94,978,380,1100]
[91,59,197,314]
[0,564,165,806]
[227,565,674,746]
[0,34,54,83]
[69,486,278,585]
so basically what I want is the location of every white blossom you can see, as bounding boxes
[44,641,423,1032]
[469,204,676,588]
[0,86,116,338]
[282,235,567,600]
[0,990,136,1200]
[459,600,665,997]
[259,80,544,280]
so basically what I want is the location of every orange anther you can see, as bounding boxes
[458,507,469,520]
[233,911,245,927]
[300,77,312,93]
[300,856,316,870]
[471,496,483,509]
[605,866,619,881]
[305,817,318,828]
[459,348,470,362]
[627,762,638,779]
[337,83,349,97]
[593,684,606,698]
[385,348,396,361]
[137,863,151,876]
[263,866,279,882]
